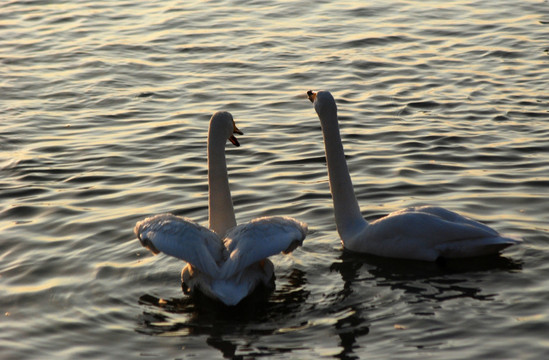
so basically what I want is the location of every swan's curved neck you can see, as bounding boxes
[208,130,237,236]
[319,105,368,240]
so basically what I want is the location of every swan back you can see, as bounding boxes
[182,260,275,306]
[211,261,274,305]
[345,205,520,261]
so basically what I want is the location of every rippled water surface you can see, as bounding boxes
[1,0,549,358]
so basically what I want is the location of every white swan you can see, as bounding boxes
[307,90,520,261]
[135,111,307,306]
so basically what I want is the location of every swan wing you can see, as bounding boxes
[219,216,308,279]
[401,206,521,256]
[362,210,519,261]
[134,213,223,278]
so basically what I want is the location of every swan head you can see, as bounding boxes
[307,90,337,119]
[134,221,161,255]
[210,111,244,147]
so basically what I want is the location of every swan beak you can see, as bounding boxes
[233,123,243,135]
[307,90,317,103]
[229,135,240,147]
[229,122,243,147]
[283,239,302,254]
[138,235,161,255]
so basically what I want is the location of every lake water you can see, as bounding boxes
[1,0,548,358]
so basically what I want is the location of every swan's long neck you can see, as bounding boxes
[208,129,237,236]
[319,104,368,240]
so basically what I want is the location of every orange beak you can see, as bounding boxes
[229,122,243,147]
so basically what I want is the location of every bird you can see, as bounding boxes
[135,111,307,306]
[306,90,520,261]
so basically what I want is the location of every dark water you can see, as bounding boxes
[1,0,548,358]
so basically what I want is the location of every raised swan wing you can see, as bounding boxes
[219,216,308,279]
[134,213,223,278]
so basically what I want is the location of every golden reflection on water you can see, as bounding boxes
[1,0,547,358]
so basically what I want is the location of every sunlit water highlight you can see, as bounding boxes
[1,0,548,359]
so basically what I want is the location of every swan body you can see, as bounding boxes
[135,112,307,305]
[307,90,520,261]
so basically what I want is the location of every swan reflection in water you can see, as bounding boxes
[330,250,523,302]
[136,253,522,359]
[326,251,523,358]
[136,268,309,358]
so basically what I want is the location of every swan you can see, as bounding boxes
[306,90,520,261]
[135,111,307,306]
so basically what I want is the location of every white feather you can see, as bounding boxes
[308,90,520,261]
[220,216,308,279]
[135,111,307,305]
[134,214,223,278]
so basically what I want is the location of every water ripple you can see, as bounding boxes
[1,0,548,359]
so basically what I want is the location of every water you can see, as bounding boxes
[1,0,548,358]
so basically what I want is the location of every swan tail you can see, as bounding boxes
[436,235,521,258]
[210,279,253,306]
